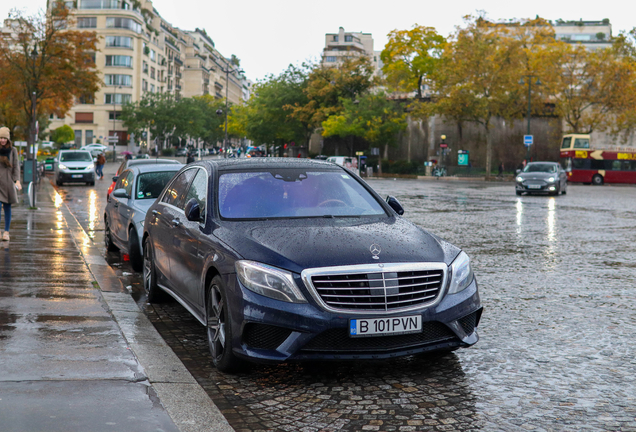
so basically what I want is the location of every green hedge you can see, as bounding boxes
[161,148,175,156]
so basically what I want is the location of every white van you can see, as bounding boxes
[326,156,359,176]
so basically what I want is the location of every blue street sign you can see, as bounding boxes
[523,135,533,147]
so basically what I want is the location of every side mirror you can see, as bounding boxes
[112,176,118,182]
[112,188,130,199]
[184,198,201,222]
[386,195,404,216]
[515,169,521,174]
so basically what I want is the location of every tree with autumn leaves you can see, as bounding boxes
[384,15,636,174]
[0,4,100,149]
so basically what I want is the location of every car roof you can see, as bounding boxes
[200,157,341,171]
[59,149,91,154]
[127,158,180,166]
[128,163,184,174]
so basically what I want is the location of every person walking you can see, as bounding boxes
[0,127,21,241]
[95,152,106,180]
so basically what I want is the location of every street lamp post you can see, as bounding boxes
[111,85,122,162]
[29,45,38,207]
[219,65,243,158]
[520,75,541,163]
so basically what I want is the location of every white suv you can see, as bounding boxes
[55,150,96,186]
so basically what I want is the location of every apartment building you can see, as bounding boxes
[321,27,382,77]
[45,0,248,152]
[554,19,612,50]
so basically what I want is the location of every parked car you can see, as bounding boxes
[143,158,482,372]
[55,150,96,186]
[80,144,109,157]
[175,148,188,157]
[104,164,182,271]
[515,162,567,196]
[107,158,181,199]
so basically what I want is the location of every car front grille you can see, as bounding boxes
[301,321,456,352]
[306,264,446,312]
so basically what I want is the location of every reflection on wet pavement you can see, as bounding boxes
[59,174,636,431]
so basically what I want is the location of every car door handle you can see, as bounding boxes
[172,218,181,227]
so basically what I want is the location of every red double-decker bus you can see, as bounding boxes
[560,134,636,185]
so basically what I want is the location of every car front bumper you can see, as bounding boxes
[223,275,482,363]
[516,182,557,194]
[58,171,95,183]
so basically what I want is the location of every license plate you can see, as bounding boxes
[72,174,83,178]
[349,315,422,338]
[528,185,541,189]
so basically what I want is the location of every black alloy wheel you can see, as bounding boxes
[143,239,164,302]
[104,218,119,252]
[128,227,142,272]
[207,276,246,373]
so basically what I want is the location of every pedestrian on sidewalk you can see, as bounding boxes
[95,152,106,179]
[0,127,21,241]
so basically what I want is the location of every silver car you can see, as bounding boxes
[55,150,96,186]
[104,164,182,270]
[515,162,568,196]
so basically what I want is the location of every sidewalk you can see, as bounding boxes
[0,180,233,432]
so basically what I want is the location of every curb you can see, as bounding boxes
[44,180,234,432]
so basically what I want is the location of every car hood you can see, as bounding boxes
[213,217,460,274]
[518,172,556,180]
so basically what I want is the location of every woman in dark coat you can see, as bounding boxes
[0,127,21,241]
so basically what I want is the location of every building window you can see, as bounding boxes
[142,79,148,91]
[150,67,155,79]
[74,130,82,147]
[105,74,132,86]
[75,112,93,124]
[105,55,132,67]
[80,0,120,9]
[78,94,95,104]
[344,35,353,42]
[332,35,338,42]
[85,130,94,144]
[106,17,142,33]
[105,93,132,104]
[150,49,156,62]
[150,84,155,93]
[77,17,97,28]
[143,61,148,74]
[108,111,122,120]
[105,36,133,48]
[325,56,337,63]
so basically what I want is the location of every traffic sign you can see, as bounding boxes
[355,151,364,156]
[107,136,119,143]
[440,143,448,148]
[523,135,533,147]
[458,150,469,166]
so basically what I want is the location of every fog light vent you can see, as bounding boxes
[242,323,292,350]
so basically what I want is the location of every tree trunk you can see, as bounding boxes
[484,121,492,179]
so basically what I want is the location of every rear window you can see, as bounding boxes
[218,169,385,219]
[135,171,179,200]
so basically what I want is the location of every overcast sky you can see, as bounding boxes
[2,0,635,82]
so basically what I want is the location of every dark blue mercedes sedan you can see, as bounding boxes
[143,158,482,372]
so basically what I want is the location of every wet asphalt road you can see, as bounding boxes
[54,165,636,432]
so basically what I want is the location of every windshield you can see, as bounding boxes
[218,169,386,219]
[136,171,178,200]
[523,163,558,173]
[60,152,92,162]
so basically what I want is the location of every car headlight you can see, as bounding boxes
[516,176,524,183]
[58,163,68,170]
[236,260,307,303]
[85,165,94,171]
[447,251,474,294]
[547,177,555,183]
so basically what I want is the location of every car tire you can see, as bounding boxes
[592,174,604,186]
[515,191,522,196]
[207,276,247,373]
[143,239,165,302]
[88,181,95,186]
[104,217,119,252]
[128,227,142,272]
[56,178,62,186]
